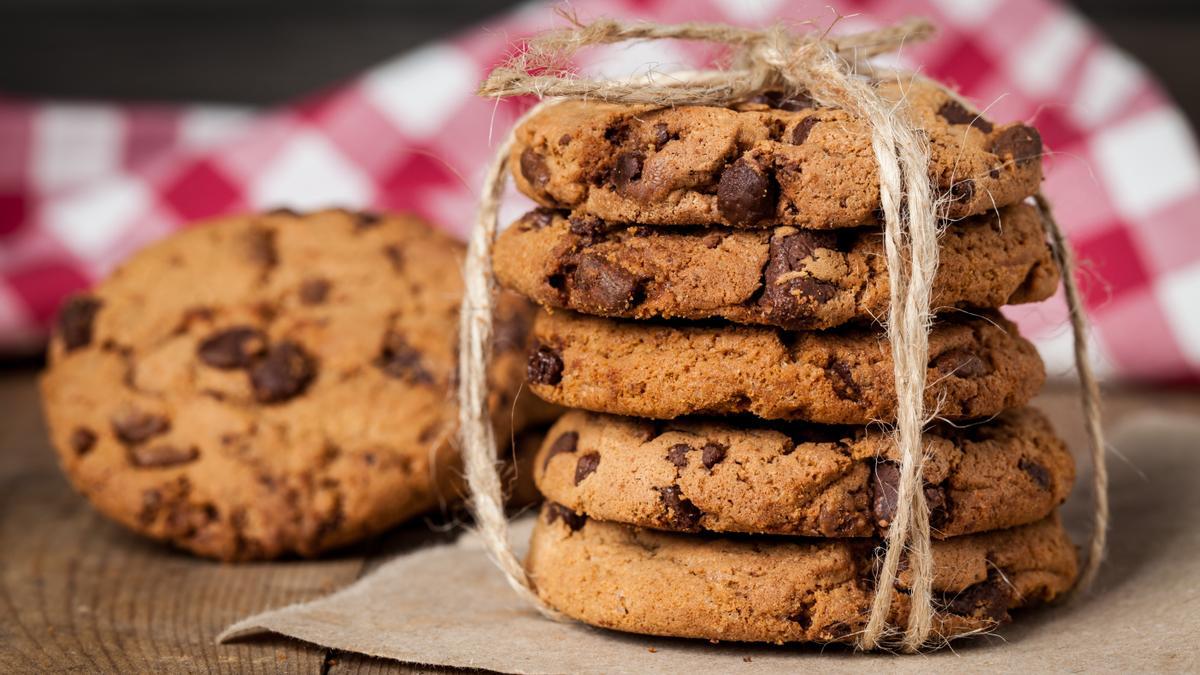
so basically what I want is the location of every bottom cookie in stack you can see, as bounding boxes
[523,410,1079,644]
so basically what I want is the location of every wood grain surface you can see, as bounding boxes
[2,365,1198,673]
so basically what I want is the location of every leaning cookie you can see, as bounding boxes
[41,209,538,561]
[535,408,1073,538]
[494,202,1058,329]
[526,310,1044,424]
[512,77,1042,229]
[527,505,1077,644]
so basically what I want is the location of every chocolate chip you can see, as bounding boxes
[546,502,586,531]
[1019,457,1052,490]
[527,344,563,385]
[936,100,993,134]
[872,462,900,528]
[111,411,171,446]
[612,151,644,193]
[139,489,162,525]
[701,442,727,470]
[543,431,578,470]
[948,178,975,204]
[197,326,266,369]
[925,484,951,530]
[519,148,550,187]
[991,124,1042,166]
[652,122,672,149]
[940,571,1012,622]
[558,133,572,146]
[70,427,97,456]
[717,158,778,226]
[355,211,383,229]
[246,227,278,268]
[790,116,820,145]
[570,253,645,314]
[567,214,614,241]
[656,485,703,530]
[933,347,991,378]
[299,278,331,305]
[666,443,691,468]
[828,360,861,400]
[760,230,841,323]
[573,452,600,485]
[374,332,434,385]
[57,295,102,351]
[130,444,199,468]
[522,207,557,230]
[249,341,316,403]
[383,244,404,272]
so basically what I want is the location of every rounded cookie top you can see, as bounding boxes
[535,408,1073,539]
[526,309,1044,424]
[494,203,1058,330]
[41,209,535,561]
[511,77,1042,229]
[527,505,1078,644]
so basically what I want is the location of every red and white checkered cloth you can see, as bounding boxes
[2,0,1198,382]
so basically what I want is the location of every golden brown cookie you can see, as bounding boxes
[41,209,538,561]
[534,408,1073,539]
[526,309,1044,423]
[527,504,1078,644]
[494,203,1058,329]
[511,77,1042,229]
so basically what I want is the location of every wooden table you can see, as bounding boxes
[2,366,1198,673]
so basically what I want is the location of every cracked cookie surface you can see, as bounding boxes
[41,209,544,561]
[511,77,1043,229]
[495,202,1058,329]
[527,504,1077,644]
[534,408,1073,539]
[526,309,1044,423]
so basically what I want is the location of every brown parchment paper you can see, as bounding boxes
[218,413,1200,673]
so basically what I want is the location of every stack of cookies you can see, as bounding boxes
[494,77,1081,644]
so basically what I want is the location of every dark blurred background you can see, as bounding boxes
[0,0,1197,125]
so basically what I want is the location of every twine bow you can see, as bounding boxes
[459,12,1107,654]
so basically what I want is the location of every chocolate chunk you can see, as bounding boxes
[546,502,586,531]
[872,462,900,528]
[70,427,97,456]
[940,572,1012,622]
[828,360,861,400]
[948,178,975,204]
[1019,457,1053,490]
[652,122,671,149]
[249,341,316,403]
[936,100,993,134]
[519,148,550,187]
[130,444,200,468]
[991,124,1042,166]
[558,133,572,146]
[790,116,820,145]
[57,295,103,351]
[759,230,841,324]
[656,485,703,530]
[933,347,991,378]
[527,344,564,385]
[374,332,434,385]
[612,151,644,193]
[246,227,278,268]
[522,207,558,231]
[666,443,691,468]
[567,214,614,241]
[299,278,331,305]
[111,410,171,446]
[573,452,600,485]
[570,253,645,314]
[925,484,951,530]
[701,442,727,470]
[383,244,404,272]
[197,326,266,369]
[542,431,578,470]
[717,158,778,226]
[355,211,383,230]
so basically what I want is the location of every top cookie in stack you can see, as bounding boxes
[494,76,1077,645]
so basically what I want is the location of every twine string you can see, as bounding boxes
[460,14,1107,652]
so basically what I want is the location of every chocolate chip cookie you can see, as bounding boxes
[494,202,1058,329]
[511,77,1042,229]
[527,504,1077,644]
[535,407,1073,539]
[526,310,1043,423]
[41,209,542,561]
